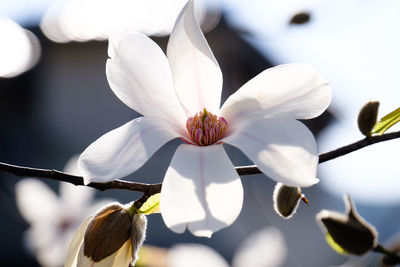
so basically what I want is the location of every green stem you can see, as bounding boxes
[133,194,150,211]
[126,201,137,216]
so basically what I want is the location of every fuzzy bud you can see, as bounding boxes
[84,204,132,261]
[357,101,380,136]
[273,183,308,219]
[65,202,147,267]
[289,11,311,25]
[316,195,377,255]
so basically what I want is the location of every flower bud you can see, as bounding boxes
[289,11,311,25]
[84,204,132,261]
[273,183,308,219]
[316,195,377,255]
[357,101,380,136]
[65,202,147,267]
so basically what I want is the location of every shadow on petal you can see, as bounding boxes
[160,144,243,237]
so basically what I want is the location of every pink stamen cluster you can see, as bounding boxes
[186,108,228,146]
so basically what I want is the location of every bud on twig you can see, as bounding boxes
[289,11,311,25]
[358,101,380,136]
[84,204,132,261]
[316,195,377,255]
[65,202,147,267]
[273,183,308,219]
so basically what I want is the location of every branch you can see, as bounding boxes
[374,243,400,265]
[318,130,400,163]
[235,130,400,175]
[0,162,161,195]
[1,130,400,193]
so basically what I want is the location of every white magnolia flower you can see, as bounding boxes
[40,0,213,43]
[167,227,287,267]
[15,156,112,267]
[78,0,331,237]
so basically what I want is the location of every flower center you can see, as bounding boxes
[186,108,228,146]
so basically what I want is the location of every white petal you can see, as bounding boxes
[223,117,319,187]
[110,240,133,267]
[65,216,92,267]
[89,240,132,267]
[232,227,287,267]
[79,117,181,184]
[35,229,68,267]
[76,245,91,267]
[76,240,132,267]
[160,144,243,237]
[63,154,81,175]
[60,182,95,215]
[167,0,223,116]
[107,32,186,123]
[25,221,57,254]
[167,244,230,267]
[15,178,60,223]
[220,63,331,122]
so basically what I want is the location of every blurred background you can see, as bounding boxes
[1,0,400,266]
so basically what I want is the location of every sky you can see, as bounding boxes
[0,0,51,26]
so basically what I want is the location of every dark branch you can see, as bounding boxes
[0,162,161,194]
[374,243,400,265]
[318,130,400,163]
[1,130,400,192]
[233,129,400,175]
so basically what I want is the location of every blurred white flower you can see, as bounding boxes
[167,243,229,267]
[0,17,41,78]
[78,0,331,237]
[40,0,218,43]
[15,155,113,267]
[166,227,287,267]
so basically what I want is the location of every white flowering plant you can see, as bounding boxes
[2,0,400,266]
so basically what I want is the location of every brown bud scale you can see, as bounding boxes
[84,204,132,262]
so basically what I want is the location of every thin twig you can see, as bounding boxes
[1,130,400,193]
[235,130,400,175]
[0,162,161,194]
[318,130,400,163]
[374,243,400,265]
